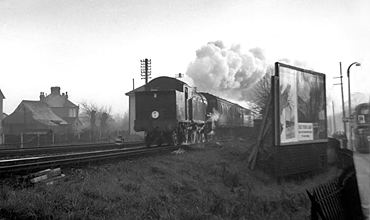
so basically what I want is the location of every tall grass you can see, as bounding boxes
[0,141,339,219]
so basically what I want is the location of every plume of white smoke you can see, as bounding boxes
[185,41,268,101]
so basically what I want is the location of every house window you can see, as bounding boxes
[69,108,77,117]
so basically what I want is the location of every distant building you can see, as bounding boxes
[39,87,81,134]
[3,87,81,135]
[3,101,68,134]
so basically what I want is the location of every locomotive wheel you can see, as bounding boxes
[172,130,179,146]
[145,132,152,147]
[191,130,198,144]
[156,132,163,147]
[199,132,205,143]
[201,132,207,143]
[196,131,202,143]
[156,138,163,147]
[184,128,189,144]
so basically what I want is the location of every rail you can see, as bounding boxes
[0,145,179,174]
[0,140,144,159]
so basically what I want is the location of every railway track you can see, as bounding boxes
[0,144,182,174]
[0,137,230,175]
[0,140,144,159]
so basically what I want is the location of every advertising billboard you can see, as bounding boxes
[275,62,327,145]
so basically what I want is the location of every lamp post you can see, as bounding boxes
[347,62,361,150]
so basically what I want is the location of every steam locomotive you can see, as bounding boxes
[134,76,254,147]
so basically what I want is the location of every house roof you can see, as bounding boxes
[64,99,78,108]
[4,101,68,126]
[42,95,78,108]
[62,117,82,125]
[0,89,5,99]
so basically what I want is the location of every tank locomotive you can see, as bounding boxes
[134,76,253,147]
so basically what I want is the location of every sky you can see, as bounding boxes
[0,0,369,115]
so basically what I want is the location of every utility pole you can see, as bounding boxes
[333,62,347,147]
[332,101,336,133]
[140,58,152,84]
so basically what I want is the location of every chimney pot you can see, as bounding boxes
[39,92,45,100]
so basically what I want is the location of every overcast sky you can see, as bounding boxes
[0,0,369,115]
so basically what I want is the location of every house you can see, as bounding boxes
[39,86,81,134]
[3,87,81,135]
[3,101,68,134]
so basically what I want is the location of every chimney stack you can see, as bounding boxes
[39,92,45,100]
[50,86,61,95]
[62,92,69,99]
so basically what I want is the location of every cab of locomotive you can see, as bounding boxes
[133,76,193,133]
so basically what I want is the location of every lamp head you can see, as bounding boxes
[356,62,361,66]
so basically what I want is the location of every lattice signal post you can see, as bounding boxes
[141,58,152,84]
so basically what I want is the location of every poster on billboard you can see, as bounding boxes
[279,68,298,143]
[275,62,327,145]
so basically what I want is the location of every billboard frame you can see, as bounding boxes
[274,62,328,147]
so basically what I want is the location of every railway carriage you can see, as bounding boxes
[200,92,254,138]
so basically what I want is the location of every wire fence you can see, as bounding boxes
[0,130,131,149]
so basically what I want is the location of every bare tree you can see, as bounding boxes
[79,100,114,139]
[109,111,129,131]
[80,100,99,131]
[99,105,112,132]
[248,66,274,115]
[346,92,368,111]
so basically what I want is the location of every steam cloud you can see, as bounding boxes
[185,41,268,101]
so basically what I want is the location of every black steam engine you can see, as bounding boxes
[134,76,254,147]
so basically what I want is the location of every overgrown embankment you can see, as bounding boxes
[0,141,339,219]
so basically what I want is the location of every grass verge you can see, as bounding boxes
[0,140,340,220]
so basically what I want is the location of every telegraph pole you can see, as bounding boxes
[140,58,152,84]
[332,101,336,132]
[333,62,347,137]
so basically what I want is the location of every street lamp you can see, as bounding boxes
[347,61,361,150]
